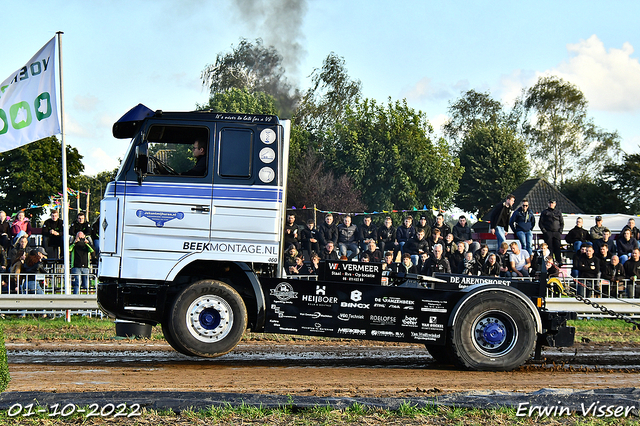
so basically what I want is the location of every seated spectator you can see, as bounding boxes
[320,241,339,261]
[318,213,338,250]
[395,216,416,258]
[594,228,616,255]
[300,219,320,257]
[404,228,428,266]
[509,242,531,278]
[462,251,478,275]
[0,245,7,274]
[43,209,64,260]
[377,216,396,254]
[283,213,300,250]
[623,248,640,284]
[359,216,377,252]
[303,252,322,275]
[21,249,46,294]
[425,244,451,275]
[576,242,600,297]
[620,218,640,245]
[616,228,637,264]
[510,200,535,256]
[603,255,625,298]
[449,242,466,274]
[9,235,30,262]
[284,245,298,269]
[597,243,613,273]
[482,253,500,277]
[417,252,430,274]
[425,228,444,253]
[337,215,359,260]
[287,254,305,275]
[571,244,587,279]
[474,244,490,268]
[452,215,480,254]
[0,211,11,252]
[589,216,605,242]
[565,217,590,253]
[443,233,456,258]
[360,253,370,262]
[10,211,32,244]
[361,239,383,263]
[398,253,418,274]
[416,215,432,238]
[495,242,511,277]
[382,251,396,271]
[545,256,560,278]
[432,213,451,238]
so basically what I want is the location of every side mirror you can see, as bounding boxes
[134,142,148,185]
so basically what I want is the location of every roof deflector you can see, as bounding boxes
[112,104,155,139]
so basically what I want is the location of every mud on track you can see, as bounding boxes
[5,340,640,398]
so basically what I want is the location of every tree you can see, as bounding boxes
[76,168,118,222]
[560,177,628,214]
[287,148,366,214]
[442,89,507,149]
[326,98,463,211]
[198,87,278,115]
[604,152,640,214]
[455,125,530,217]
[0,136,84,217]
[520,75,621,186]
[295,53,362,136]
[201,38,299,117]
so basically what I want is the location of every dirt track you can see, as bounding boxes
[6,340,640,397]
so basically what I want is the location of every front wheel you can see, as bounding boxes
[167,280,247,357]
[450,291,537,371]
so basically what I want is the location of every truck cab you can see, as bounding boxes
[98,105,290,349]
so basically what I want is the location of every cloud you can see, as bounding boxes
[402,77,467,103]
[496,36,640,112]
[82,147,120,176]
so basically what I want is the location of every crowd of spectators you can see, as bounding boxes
[0,209,100,294]
[283,200,640,298]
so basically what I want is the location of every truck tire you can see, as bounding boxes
[449,291,536,371]
[425,345,453,364]
[161,322,191,356]
[167,280,247,357]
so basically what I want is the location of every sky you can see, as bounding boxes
[3,0,640,176]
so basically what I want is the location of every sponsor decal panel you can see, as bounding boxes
[270,282,298,303]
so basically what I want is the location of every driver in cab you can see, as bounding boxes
[181,139,206,176]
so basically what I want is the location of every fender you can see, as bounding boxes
[448,283,542,334]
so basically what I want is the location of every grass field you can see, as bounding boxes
[0,315,638,343]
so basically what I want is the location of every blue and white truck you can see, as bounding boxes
[97,105,575,371]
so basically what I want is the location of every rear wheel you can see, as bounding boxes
[450,291,537,371]
[166,280,247,357]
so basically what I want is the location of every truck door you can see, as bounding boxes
[120,122,214,280]
[208,122,284,264]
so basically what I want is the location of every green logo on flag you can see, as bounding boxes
[35,92,52,121]
[10,101,32,130]
[0,110,7,135]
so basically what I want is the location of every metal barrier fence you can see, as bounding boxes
[0,270,100,315]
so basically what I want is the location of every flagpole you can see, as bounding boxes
[57,31,71,321]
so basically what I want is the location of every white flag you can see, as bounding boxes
[0,36,60,152]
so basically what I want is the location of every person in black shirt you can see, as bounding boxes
[43,209,63,259]
[181,139,207,176]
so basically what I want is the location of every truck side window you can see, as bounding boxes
[219,128,253,178]
[145,125,209,177]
